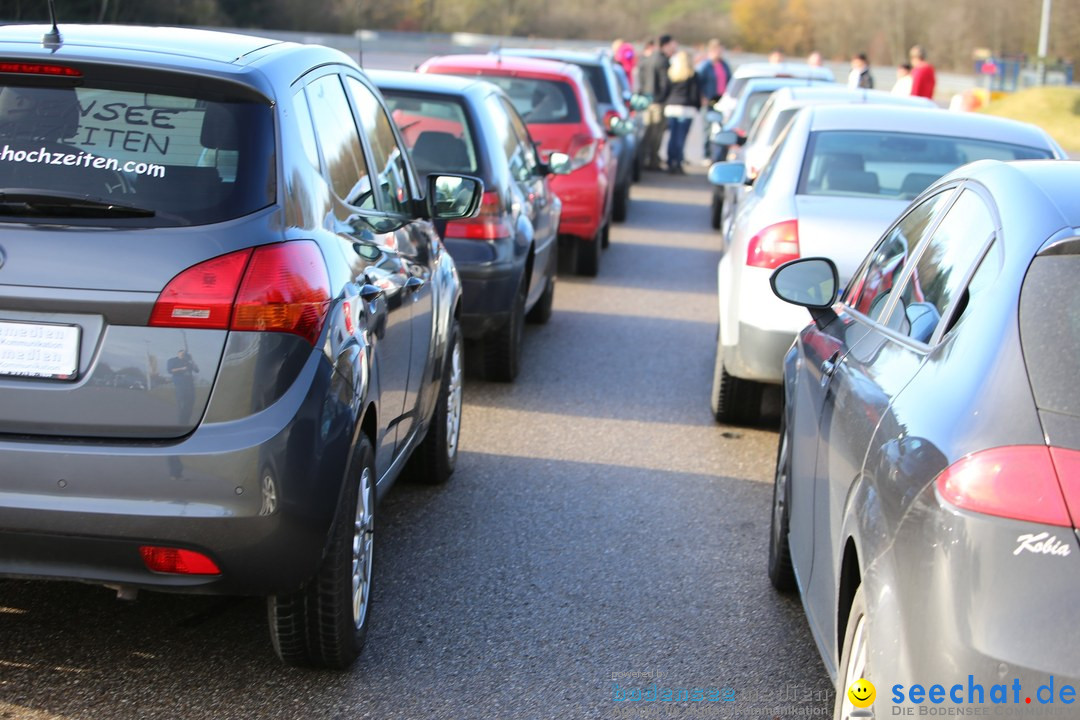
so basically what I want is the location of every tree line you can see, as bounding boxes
[1,0,1077,71]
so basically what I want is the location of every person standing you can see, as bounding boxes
[848,53,874,89]
[639,34,676,171]
[663,50,700,174]
[909,45,936,100]
[612,38,636,81]
[696,39,732,161]
[891,63,913,95]
[807,51,823,67]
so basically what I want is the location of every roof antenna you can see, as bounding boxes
[42,0,62,48]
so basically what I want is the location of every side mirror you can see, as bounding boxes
[630,93,651,111]
[707,161,747,186]
[770,257,840,327]
[544,152,572,176]
[603,110,628,137]
[710,129,739,147]
[427,174,483,220]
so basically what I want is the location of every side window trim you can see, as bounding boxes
[843,184,961,326]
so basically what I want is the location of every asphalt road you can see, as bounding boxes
[0,164,832,719]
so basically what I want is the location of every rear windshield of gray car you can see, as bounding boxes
[797,130,1052,200]
[0,82,274,226]
[480,77,581,124]
[574,63,613,105]
[1020,252,1080,417]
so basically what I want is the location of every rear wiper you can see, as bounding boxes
[0,190,155,218]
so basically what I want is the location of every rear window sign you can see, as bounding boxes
[73,98,180,156]
[0,145,166,178]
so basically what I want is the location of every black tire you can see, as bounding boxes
[612,180,629,223]
[768,414,797,592]
[710,328,762,425]
[632,150,642,182]
[411,320,463,483]
[710,190,723,230]
[577,226,603,277]
[268,436,376,669]
[834,585,870,720]
[601,221,610,250]
[526,275,555,325]
[482,279,525,381]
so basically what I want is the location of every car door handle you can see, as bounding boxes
[405,276,426,292]
[821,351,841,378]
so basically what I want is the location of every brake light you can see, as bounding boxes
[0,62,81,77]
[746,220,799,269]
[150,241,331,346]
[444,191,511,241]
[935,446,1076,527]
[567,133,599,171]
[139,546,221,575]
[232,242,332,346]
[149,249,253,329]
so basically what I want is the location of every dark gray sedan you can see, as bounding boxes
[769,160,1080,717]
[0,24,479,669]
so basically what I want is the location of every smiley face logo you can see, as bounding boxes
[847,678,876,709]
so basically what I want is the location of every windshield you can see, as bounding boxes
[383,92,480,175]
[0,82,275,226]
[797,130,1053,200]
[480,77,581,124]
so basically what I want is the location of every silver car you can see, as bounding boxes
[707,105,1064,424]
[769,159,1080,718]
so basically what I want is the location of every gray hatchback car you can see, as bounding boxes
[0,24,480,669]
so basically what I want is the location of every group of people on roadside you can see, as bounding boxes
[627,35,732,173]
[615,36,939,174]
[848,45,937,99]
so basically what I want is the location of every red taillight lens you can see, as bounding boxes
[566,133,599,171]
[0,62,81,77]
[444,191,511,241]
[935,446,1074,527]
[139,546,221,575]
[150,241,331,346]
[746,220,800,269]
[149,249,253,330]
[232,241,331,346]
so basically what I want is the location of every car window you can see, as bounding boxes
[1021,249,1080,417]
[886,189,995,343]
[479,76,581,124]
[484,94,532,182]
[845,189,952,322]
[573,62,612,105]
[292,88,321,170]
[746,96,776,142]
[752,121,792,197]
[0,82,274,226]
[346,77,410,214]
[305,74,373,209]
[768,107,800,145]
[382,92,479,176]
[798,130,1053,201]
[735,90,774,133]
[500,96,541,177]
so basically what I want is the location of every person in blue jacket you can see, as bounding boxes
[696,39,732,162]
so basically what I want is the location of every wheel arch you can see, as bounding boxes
[836,536,862,665]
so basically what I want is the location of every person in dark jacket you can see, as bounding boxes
[848,53,874,89]
[639,34,676,171]
[663,50,700,174]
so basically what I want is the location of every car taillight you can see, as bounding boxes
[139,546,221,575]
[0,62,81,77]
[444,190,512,241]
[746,220,799,269]
[567,133,599,171]
[935,446,1080,527]
[150,241,331,346]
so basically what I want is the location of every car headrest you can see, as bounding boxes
[411,130,470,175]
[200,103,239,151]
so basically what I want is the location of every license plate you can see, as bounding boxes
[0,321,80,380]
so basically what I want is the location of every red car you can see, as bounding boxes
[419,54,614,276]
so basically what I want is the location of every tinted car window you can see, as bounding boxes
[798,131,1053,200]
[889,189,995,343]
[0,83,274,226]
[574,62,613,105]
[1021,252,1080,417]
[292,88,321,170]
[484,94,532,183]
[500,96,541,177]
[347,78,410,214]
[481,77,581,124]
[845,190,951,321]
[305,74,373,209]
[383,92,479,175]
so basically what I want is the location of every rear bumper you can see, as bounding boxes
[722,323,795,384]
[0,351,356,596]
[452,253,522,340]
